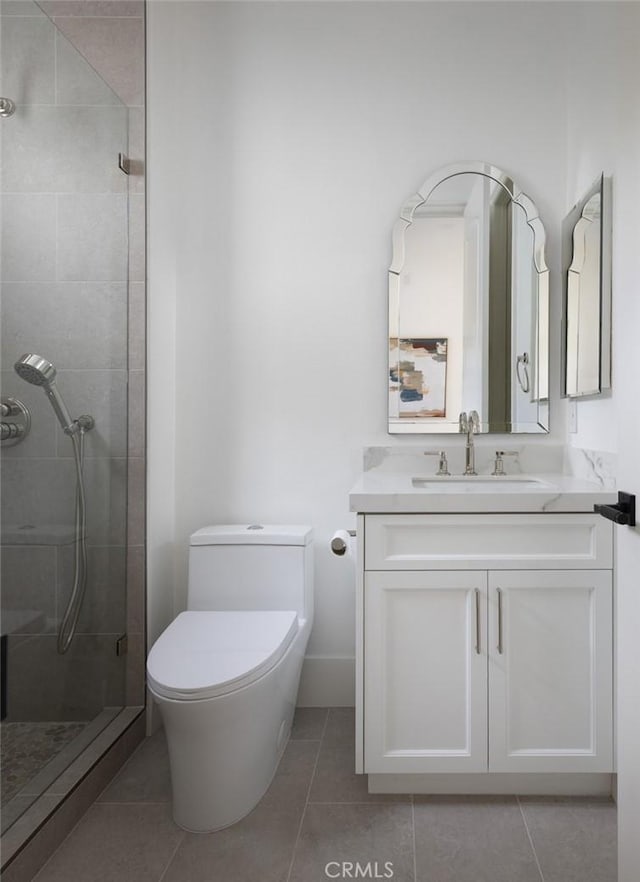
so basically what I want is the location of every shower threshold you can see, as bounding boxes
[1,706,143,875]
[1,707,121,835]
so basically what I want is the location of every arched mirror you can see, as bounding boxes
[388,162,549,434]
[562,174,612,398]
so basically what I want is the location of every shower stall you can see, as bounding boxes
[0,0,145,864]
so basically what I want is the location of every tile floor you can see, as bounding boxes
[33,708,617,882]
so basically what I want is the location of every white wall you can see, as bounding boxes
[564,5,640,878]
[147,0,571,704]
[402,217,465,420]
[564,2,628,456]
[147,2,640,863]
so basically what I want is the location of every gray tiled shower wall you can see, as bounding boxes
[0,0,145,718]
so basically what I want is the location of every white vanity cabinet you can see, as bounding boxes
[360,513,614,778]
[364,569,488,773]
[487,568,613,773]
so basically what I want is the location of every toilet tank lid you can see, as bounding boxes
[190,524,313,546]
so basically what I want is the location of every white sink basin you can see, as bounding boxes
[412,475,552,490]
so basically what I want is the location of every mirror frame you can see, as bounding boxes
[389,161,549,434]
[562,174,612,399]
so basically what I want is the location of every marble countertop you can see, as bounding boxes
[349,471,617,514]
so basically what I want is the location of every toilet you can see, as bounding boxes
[147,524,313,832]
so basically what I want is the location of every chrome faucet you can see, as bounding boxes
[459,410,480,475]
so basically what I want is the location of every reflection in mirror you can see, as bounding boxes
[563,175,612,398]
[389,163,549,434]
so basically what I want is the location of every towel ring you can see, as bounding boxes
[516,353,530,394]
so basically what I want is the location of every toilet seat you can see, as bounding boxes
[147,610,298,702]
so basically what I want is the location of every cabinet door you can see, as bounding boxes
[488,570,613,773]
[364,571,488,773]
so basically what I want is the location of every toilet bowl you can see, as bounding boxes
[146,525,313,832]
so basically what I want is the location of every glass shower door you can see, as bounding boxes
[0,0,129,832]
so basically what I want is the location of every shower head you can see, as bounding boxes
[14,354,77,434]
[14,353,57,387]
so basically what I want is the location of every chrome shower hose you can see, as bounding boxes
[57,426,89,654]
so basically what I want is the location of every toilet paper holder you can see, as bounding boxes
[330,529,356,556]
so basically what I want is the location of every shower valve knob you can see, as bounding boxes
[1,422,23,440]
[0,397,31,446]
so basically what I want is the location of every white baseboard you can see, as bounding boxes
[297,656,356,707]
[368,772,614,796]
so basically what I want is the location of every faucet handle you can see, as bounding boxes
[424,450,450,476]
[492,450,518,476]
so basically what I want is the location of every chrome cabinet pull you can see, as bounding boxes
[497,588,504,654]
[474,589,481,654]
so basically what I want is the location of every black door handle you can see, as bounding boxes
[594,491,636,527]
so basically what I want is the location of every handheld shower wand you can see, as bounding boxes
[14,353,95,653]
[14,354,78,434]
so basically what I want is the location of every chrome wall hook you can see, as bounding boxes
[0,97,16,118]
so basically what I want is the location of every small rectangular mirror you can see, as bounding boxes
[562,175,612,398]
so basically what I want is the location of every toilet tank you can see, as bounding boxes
[187,525,313,622]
